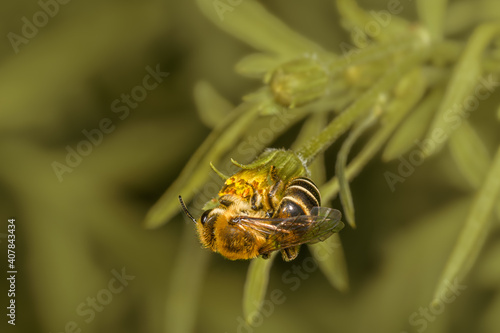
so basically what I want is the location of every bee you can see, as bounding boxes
[179,166,343,261]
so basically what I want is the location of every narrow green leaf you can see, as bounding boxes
[497,202,500,222]
[480,294,500,333]
[336,114,377,228]
[243,254,276,324]
[321,68,426,201]
[424,22,500,158]
[433,145,500,304]
[476,241,500,288]
[209,162,230,180]
[308,233,349,292]
[291,112,328,179]
[291,112,326,150]
[297,47,429,165]
[497,199,500,223]
[143,100,261,228]
[194,80,234,129]
[416,0,448,41]
[196,0,324,56]
[382,88,443,161]
[444,0,500,36]
[485,58,500,73]
[292,112,351,292]
[336,0,409,42]
[336,0,371,29]
[328,32,425,74]
[443,1,478,36]
[448,122,492,189]
[164,224,210,333]
[235,53,286,78]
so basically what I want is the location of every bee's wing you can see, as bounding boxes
[234,207,343,253]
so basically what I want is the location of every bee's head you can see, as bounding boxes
[178,196,221,250]
[197,207,225,250]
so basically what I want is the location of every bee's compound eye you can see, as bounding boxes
[200,209,213,225]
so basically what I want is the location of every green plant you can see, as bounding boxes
[145,0,500,330]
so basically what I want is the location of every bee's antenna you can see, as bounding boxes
[178,195,197,223]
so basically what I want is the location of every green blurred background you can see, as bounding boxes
[1,0,500,333]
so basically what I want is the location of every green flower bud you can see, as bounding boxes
[266,57,330,108]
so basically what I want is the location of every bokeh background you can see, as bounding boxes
[1,0,500,333]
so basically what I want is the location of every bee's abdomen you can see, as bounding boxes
[276,177,321,217]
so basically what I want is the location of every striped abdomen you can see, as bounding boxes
[275,177,321,218]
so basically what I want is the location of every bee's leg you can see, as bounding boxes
[281,246,300,261]
[267,166,283,188]
[268,179,283,198]
[267,168,284,215]
[250,192,263,211]
[266,183,282,216]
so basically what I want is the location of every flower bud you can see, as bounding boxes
[266,57,330,108]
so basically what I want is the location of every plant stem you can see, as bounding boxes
[320,68,427,202]
[328,34,423,73]
[296,47,430,166]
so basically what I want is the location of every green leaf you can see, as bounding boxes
[382,87,443,161]
[336,114,377,228]
[433,145,500,304]
[424,22,500,158]
[476,240,500,288]
[243,254,276,324]
[164,224,210,333]
[328,32,425,74]
[448,122,492,189]
[444,1,500,36]
[321,68,426,201]
[335,0,409,43]
[196,0,324,56]
[194,80,234,128]
[291,112,328,179]
[291,112,327,150]
[416,0,448,41]
[143,100,261,228]
[480,294,500,333]
[292,112,350,291]
[297,45,429,165]
[308,234,349,292]
[292,112,351,292]
[497,199,500,222]
[235,53,286,78]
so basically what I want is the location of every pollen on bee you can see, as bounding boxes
[221,187,236,196]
